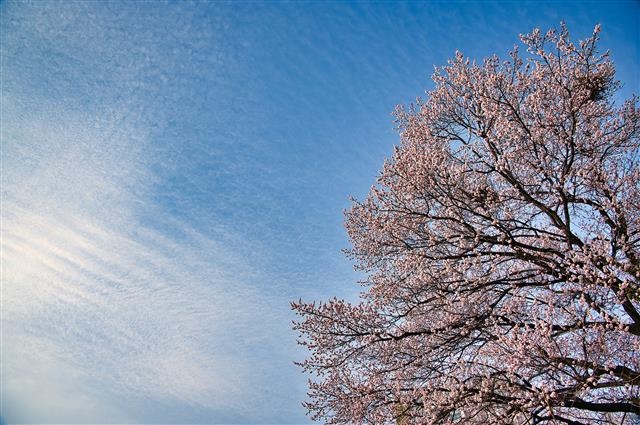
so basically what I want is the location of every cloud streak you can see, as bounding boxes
[1,3,313,421]
[1,82,300,425]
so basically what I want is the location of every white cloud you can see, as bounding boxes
[1,334,134,424]
[1,97,292,423]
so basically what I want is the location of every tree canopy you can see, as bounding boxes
[293,25,639,424]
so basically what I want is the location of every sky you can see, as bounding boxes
[0,1,638,424]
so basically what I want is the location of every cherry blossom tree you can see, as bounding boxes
[292,24,639,424]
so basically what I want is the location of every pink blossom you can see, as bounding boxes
[292,24,639,424]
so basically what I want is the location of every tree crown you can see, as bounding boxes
[293,24,639,425]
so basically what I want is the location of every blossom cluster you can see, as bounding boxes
[293,24,639,424]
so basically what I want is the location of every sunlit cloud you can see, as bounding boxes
[1,94,292,424]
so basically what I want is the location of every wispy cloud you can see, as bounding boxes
[0,2,313,421]
[1,92,298,424]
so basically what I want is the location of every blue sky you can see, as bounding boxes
[1,1,638,423]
